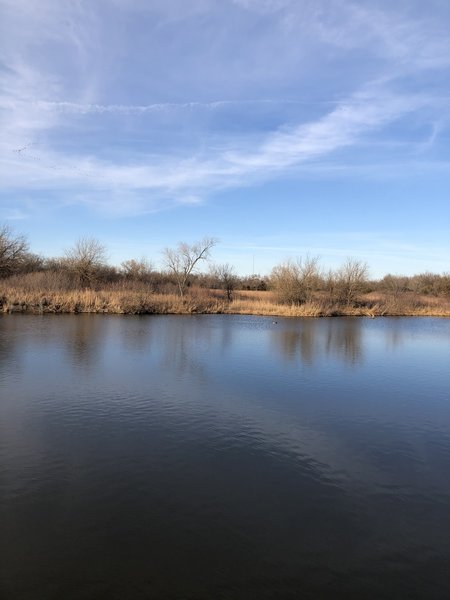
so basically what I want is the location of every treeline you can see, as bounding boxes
[1,225,450,314]
[0,227,266,296]
[269,256,450,304]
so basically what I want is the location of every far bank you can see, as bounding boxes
[2,288,450,317]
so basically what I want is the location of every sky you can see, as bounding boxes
[1,0,449,277]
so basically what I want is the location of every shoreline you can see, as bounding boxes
[2,289,450,318]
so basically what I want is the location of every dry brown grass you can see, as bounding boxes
[0,286,227,315]
[1,285,449,317]
[226,289,450,317]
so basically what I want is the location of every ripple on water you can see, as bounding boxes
[1,315,450,599]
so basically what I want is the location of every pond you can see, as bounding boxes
[1,315,450,599]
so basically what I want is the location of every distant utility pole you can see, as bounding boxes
[252,254,255,275]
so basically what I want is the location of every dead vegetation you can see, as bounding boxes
[1,285,449,317]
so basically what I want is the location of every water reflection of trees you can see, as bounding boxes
[158,317,215,380]
[0,316,18,376]
[63,315,106,369]
[325,319,362,365]
[120,317,153,354]
[384,319,406,350]
[273,321,317,365]
[272,318,365,366]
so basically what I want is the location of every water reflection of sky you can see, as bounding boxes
[3,314,450,489]
[1,314,450,598]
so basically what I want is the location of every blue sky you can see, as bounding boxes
[1,0,449,276]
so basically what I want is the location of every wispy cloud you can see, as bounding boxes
[1,81,432,216]
[224,86,428,171]
[23,98,342,116]
[1,0,449,216]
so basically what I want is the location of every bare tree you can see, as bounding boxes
[19,252,44,274]
[410,271,449,296]
[211,263,237,301]
[0,224,29,278]
[441,273,450,297]
[65,237,107,288]
[270,256,321,305]
[121,257,154,281]
[163,237,217,297]
[379,274,410,298]
[332,258,369,306]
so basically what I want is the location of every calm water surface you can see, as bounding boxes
[1,315,450,599]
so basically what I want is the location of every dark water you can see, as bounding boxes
[1,315,450,600]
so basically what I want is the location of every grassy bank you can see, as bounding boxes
[1,286,450,317]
